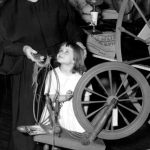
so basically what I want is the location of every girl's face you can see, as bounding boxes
[57,45,75,65]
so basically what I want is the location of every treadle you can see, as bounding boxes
[34,130,105,150]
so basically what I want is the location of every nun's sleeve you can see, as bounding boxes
[0,41,25,75]
[63,0,85,43]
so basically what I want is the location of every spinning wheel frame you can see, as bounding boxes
[115,0,150,62]
[73,62,150,140]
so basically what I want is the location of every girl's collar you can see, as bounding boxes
[58,66,74,77]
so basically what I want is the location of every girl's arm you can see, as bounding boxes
[50,90,73,103]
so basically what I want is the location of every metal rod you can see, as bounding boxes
[125,56,150,65]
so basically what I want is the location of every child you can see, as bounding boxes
[42,41,87,133]
[17,41,89,135]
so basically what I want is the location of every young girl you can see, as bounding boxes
[17,41,88,135]
[42,41,87,133]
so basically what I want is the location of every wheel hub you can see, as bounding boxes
[107,95,118,105]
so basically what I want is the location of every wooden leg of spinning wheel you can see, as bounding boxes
[81,98,117,145]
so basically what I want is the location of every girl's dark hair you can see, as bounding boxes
[58,41,86,75]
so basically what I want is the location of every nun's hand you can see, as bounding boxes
[23,45,44,63]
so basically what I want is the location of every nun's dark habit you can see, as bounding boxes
[0,0,83,149]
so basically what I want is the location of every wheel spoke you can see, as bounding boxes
[91,107,107,126]
[115,73,129,96]
[118,108,130,126]
[118,103,139,115]
[95,75,109,96]
[86,104,107,119]
[118,97,143,102]
[108,70,113,95]
[118,83,139,98]
[84,87,107,99]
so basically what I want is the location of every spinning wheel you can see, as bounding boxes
[115,0,150,61]
[34,1,150,148]
[73,62,150,140]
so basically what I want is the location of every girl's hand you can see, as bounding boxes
[65,90,73,101]
[56,91,73,102]
[23,45,45,63]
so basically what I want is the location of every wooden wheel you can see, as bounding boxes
[73,62,150,140]
[115,0,150,61]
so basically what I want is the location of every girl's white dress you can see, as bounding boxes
[43,67,85,133]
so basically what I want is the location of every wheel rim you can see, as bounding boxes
[73,62,150,139]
